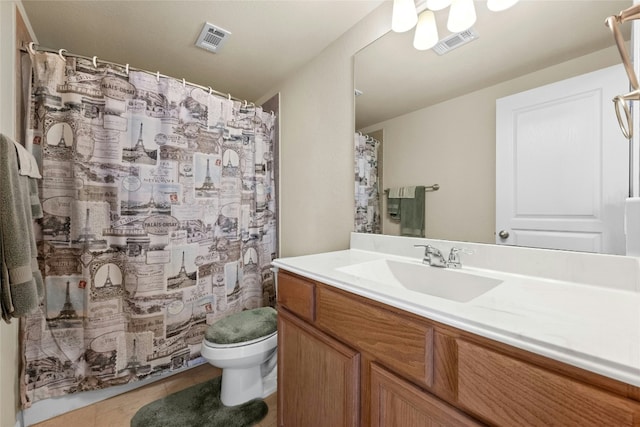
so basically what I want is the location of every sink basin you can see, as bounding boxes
[337,259,502,302]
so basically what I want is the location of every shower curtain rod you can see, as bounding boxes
[365,135,380,145]
[20,42,249,105]
[357,131,380,145]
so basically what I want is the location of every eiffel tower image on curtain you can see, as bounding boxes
[167,251,197,290]
[122,122,158,165]
[47,281,83,329]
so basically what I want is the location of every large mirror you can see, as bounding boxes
[355,0,632,254]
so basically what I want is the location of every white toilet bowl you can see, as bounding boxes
[200,307,278,406]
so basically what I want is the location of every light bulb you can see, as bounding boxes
[392,0,418,33]
[425,0,452,11]
[447,0,476,33]
[487,0,519,12]
[413,10,439,50]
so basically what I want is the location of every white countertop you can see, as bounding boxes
[273,247,640,387]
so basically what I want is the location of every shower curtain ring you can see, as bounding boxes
[182,78,186,88]
[208,87,213,95]
[243,100,247,108]
[125,64,130,75]
[156,71,160,82]
[27,42,36,55]
[58,49,67,60]
[228,94,231,101]
[92,56,98,68]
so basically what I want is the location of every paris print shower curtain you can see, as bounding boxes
[21,52,277,405]
[354,133,380,234]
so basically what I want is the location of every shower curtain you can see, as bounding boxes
[354,133,381,234]
[21,52,277,405]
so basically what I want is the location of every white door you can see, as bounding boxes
[496,65,628,254]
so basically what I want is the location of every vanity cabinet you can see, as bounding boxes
[277,280,359,427]
[276,270,640,426]
[457,340,640,426]
[370,363,481,427]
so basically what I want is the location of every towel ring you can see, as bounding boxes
[614,95,634,139]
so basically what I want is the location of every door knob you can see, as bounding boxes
[498,230,510,239]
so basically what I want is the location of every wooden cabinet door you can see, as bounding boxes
[278,308,360,427]
[457,340,640,426]
[370,363,482,427]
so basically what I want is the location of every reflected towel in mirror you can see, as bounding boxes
[386,186,425,237]
[388,186,416,199]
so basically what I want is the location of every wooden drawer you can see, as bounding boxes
[371,363,482,427]
[457,339,640,426]
[316,285,433,388]
[277,271,315,322]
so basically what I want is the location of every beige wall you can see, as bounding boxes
[362,46,621,244]
[258,2,392,257]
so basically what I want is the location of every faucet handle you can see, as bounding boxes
[447,247,473,268]
[415,244,447,267]
[414,244,440,255]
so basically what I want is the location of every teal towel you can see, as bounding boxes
[0,134,44,322]
[387,197,400,219]
[400,186,425,237]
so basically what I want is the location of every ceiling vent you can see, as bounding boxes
[195,22,231,53]
[433,28,479,56]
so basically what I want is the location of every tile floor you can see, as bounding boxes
[31,364,277,427]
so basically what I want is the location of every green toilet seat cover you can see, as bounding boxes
[205,306,277,345]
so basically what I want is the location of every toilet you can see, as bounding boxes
[201,306,278,406]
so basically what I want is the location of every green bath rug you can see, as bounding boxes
[130,376,268,427]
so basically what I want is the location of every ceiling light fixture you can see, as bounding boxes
[447,0,477,33]
[392,0,419,32]
[413,10,439,50]
[391,0,519,51]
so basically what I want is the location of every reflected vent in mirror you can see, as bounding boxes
[195,22,232,53]
[433,27,479,55]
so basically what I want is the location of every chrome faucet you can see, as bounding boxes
[415,245,473,268]
[446,247,473,268]
[414,244,447,267]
